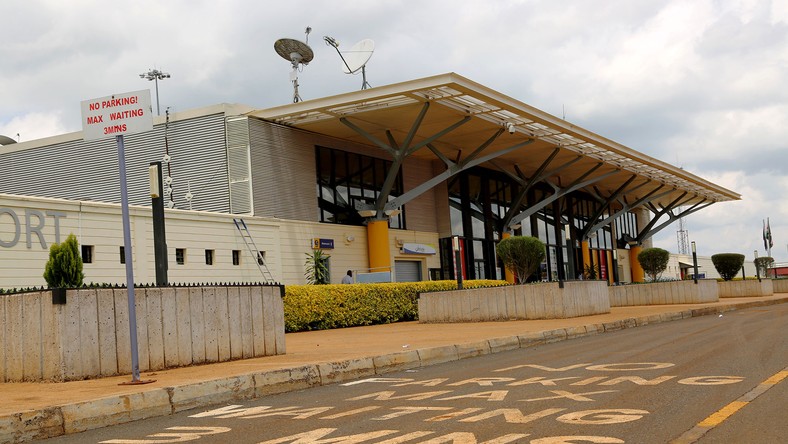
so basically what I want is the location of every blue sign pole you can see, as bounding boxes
[116,134,142,383]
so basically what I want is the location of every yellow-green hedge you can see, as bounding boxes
[284,279,506,332]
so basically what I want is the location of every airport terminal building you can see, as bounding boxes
[0,73,740,289]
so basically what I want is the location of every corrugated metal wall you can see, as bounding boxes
[248,119,318,221]
[247,117,441,232]
[1,111,445,231]
[226,116,252,214]
[0,113,230,213]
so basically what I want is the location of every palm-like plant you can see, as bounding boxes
[304,249,330,284]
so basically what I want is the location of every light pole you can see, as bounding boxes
[139,69,170,115]
[691,241,699,284]
[452,235,463,290]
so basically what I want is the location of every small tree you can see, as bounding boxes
[304,249,330,285]
[754,256,775,278]
[637,247,670,281]
[43,233,84,288]
[496,236,546,284]
[711,253,745,281]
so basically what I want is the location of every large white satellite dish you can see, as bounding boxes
[324,36,375,90]
[274,27,314,102]
[342,39,375,74]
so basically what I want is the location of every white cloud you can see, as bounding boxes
[0,112,71,143]
[1,0,787,260]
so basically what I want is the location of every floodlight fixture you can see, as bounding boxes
[140,69,171,115]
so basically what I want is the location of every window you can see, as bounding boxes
[81,245,94,264]
[205,249,214,265]
[176,248,185,265]
[315,146,405,229]
[119,246,125,264]
[257,251,265,265]
[232,250,241,266]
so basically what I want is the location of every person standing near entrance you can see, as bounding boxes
[341,270,353,284]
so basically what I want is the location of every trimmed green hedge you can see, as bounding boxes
[637,247,670,281]
[711,253,745,281]
[284,279,506,332]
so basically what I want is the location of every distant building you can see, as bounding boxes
[665,254,757,281]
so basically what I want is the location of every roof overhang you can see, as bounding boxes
[248,72,740,210]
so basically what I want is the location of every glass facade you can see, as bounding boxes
[313,146,640,284]
[445,166,638,283]
[315,146,405,229]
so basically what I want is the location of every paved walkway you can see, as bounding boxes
[1,295,786,443]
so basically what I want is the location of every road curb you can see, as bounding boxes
[2,297,785,443]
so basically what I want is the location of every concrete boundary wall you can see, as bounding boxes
[773,279,788,293]
[418,281,610,323]
[609,280,719,307]
[718,279,773,298]
[0,286,285,382]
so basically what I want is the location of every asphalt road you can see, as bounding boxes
[40,304,787,444]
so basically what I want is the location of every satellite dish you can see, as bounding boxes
[342,39,375,74]
[0,135,17,146]
[324,37,375,90]
[274,38,314,65]
[274,27,314,103]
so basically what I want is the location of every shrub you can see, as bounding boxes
[283,280,506,332]
[637,247,670,281]
[304,249,330,285]
[43,233,84,288]
[711,253,745,281]
[754,256,774,277]
[496,236,546,284]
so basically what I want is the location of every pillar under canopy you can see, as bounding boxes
[630,245,645,282]
[367,219,391,272]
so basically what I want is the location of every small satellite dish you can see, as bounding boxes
[274,27,314,103]
[324,37,375,90]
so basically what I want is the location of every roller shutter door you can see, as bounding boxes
[395,260,421,282]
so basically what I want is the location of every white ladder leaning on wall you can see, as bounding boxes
[233,218,275,283]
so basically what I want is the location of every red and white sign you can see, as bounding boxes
[80,90,153,140]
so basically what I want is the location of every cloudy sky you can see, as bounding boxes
[1,0,786,259]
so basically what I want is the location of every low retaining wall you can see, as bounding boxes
[772,279,788,293]
[609,280,719,307]
[718,279,773,298]
[418,281,610,323]
[0,285,285,382]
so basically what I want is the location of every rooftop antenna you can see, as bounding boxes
[274,26,314,103]
[324,36,375,89]
[674,160,689,255]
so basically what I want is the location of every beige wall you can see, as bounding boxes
[0,193,441,289]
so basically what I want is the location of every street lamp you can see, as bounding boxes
[691,241,699,284]
[139,69,170,115]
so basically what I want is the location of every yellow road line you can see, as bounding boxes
[697,401,747,427]
[763,370,788,385]
[671,367,788,444]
